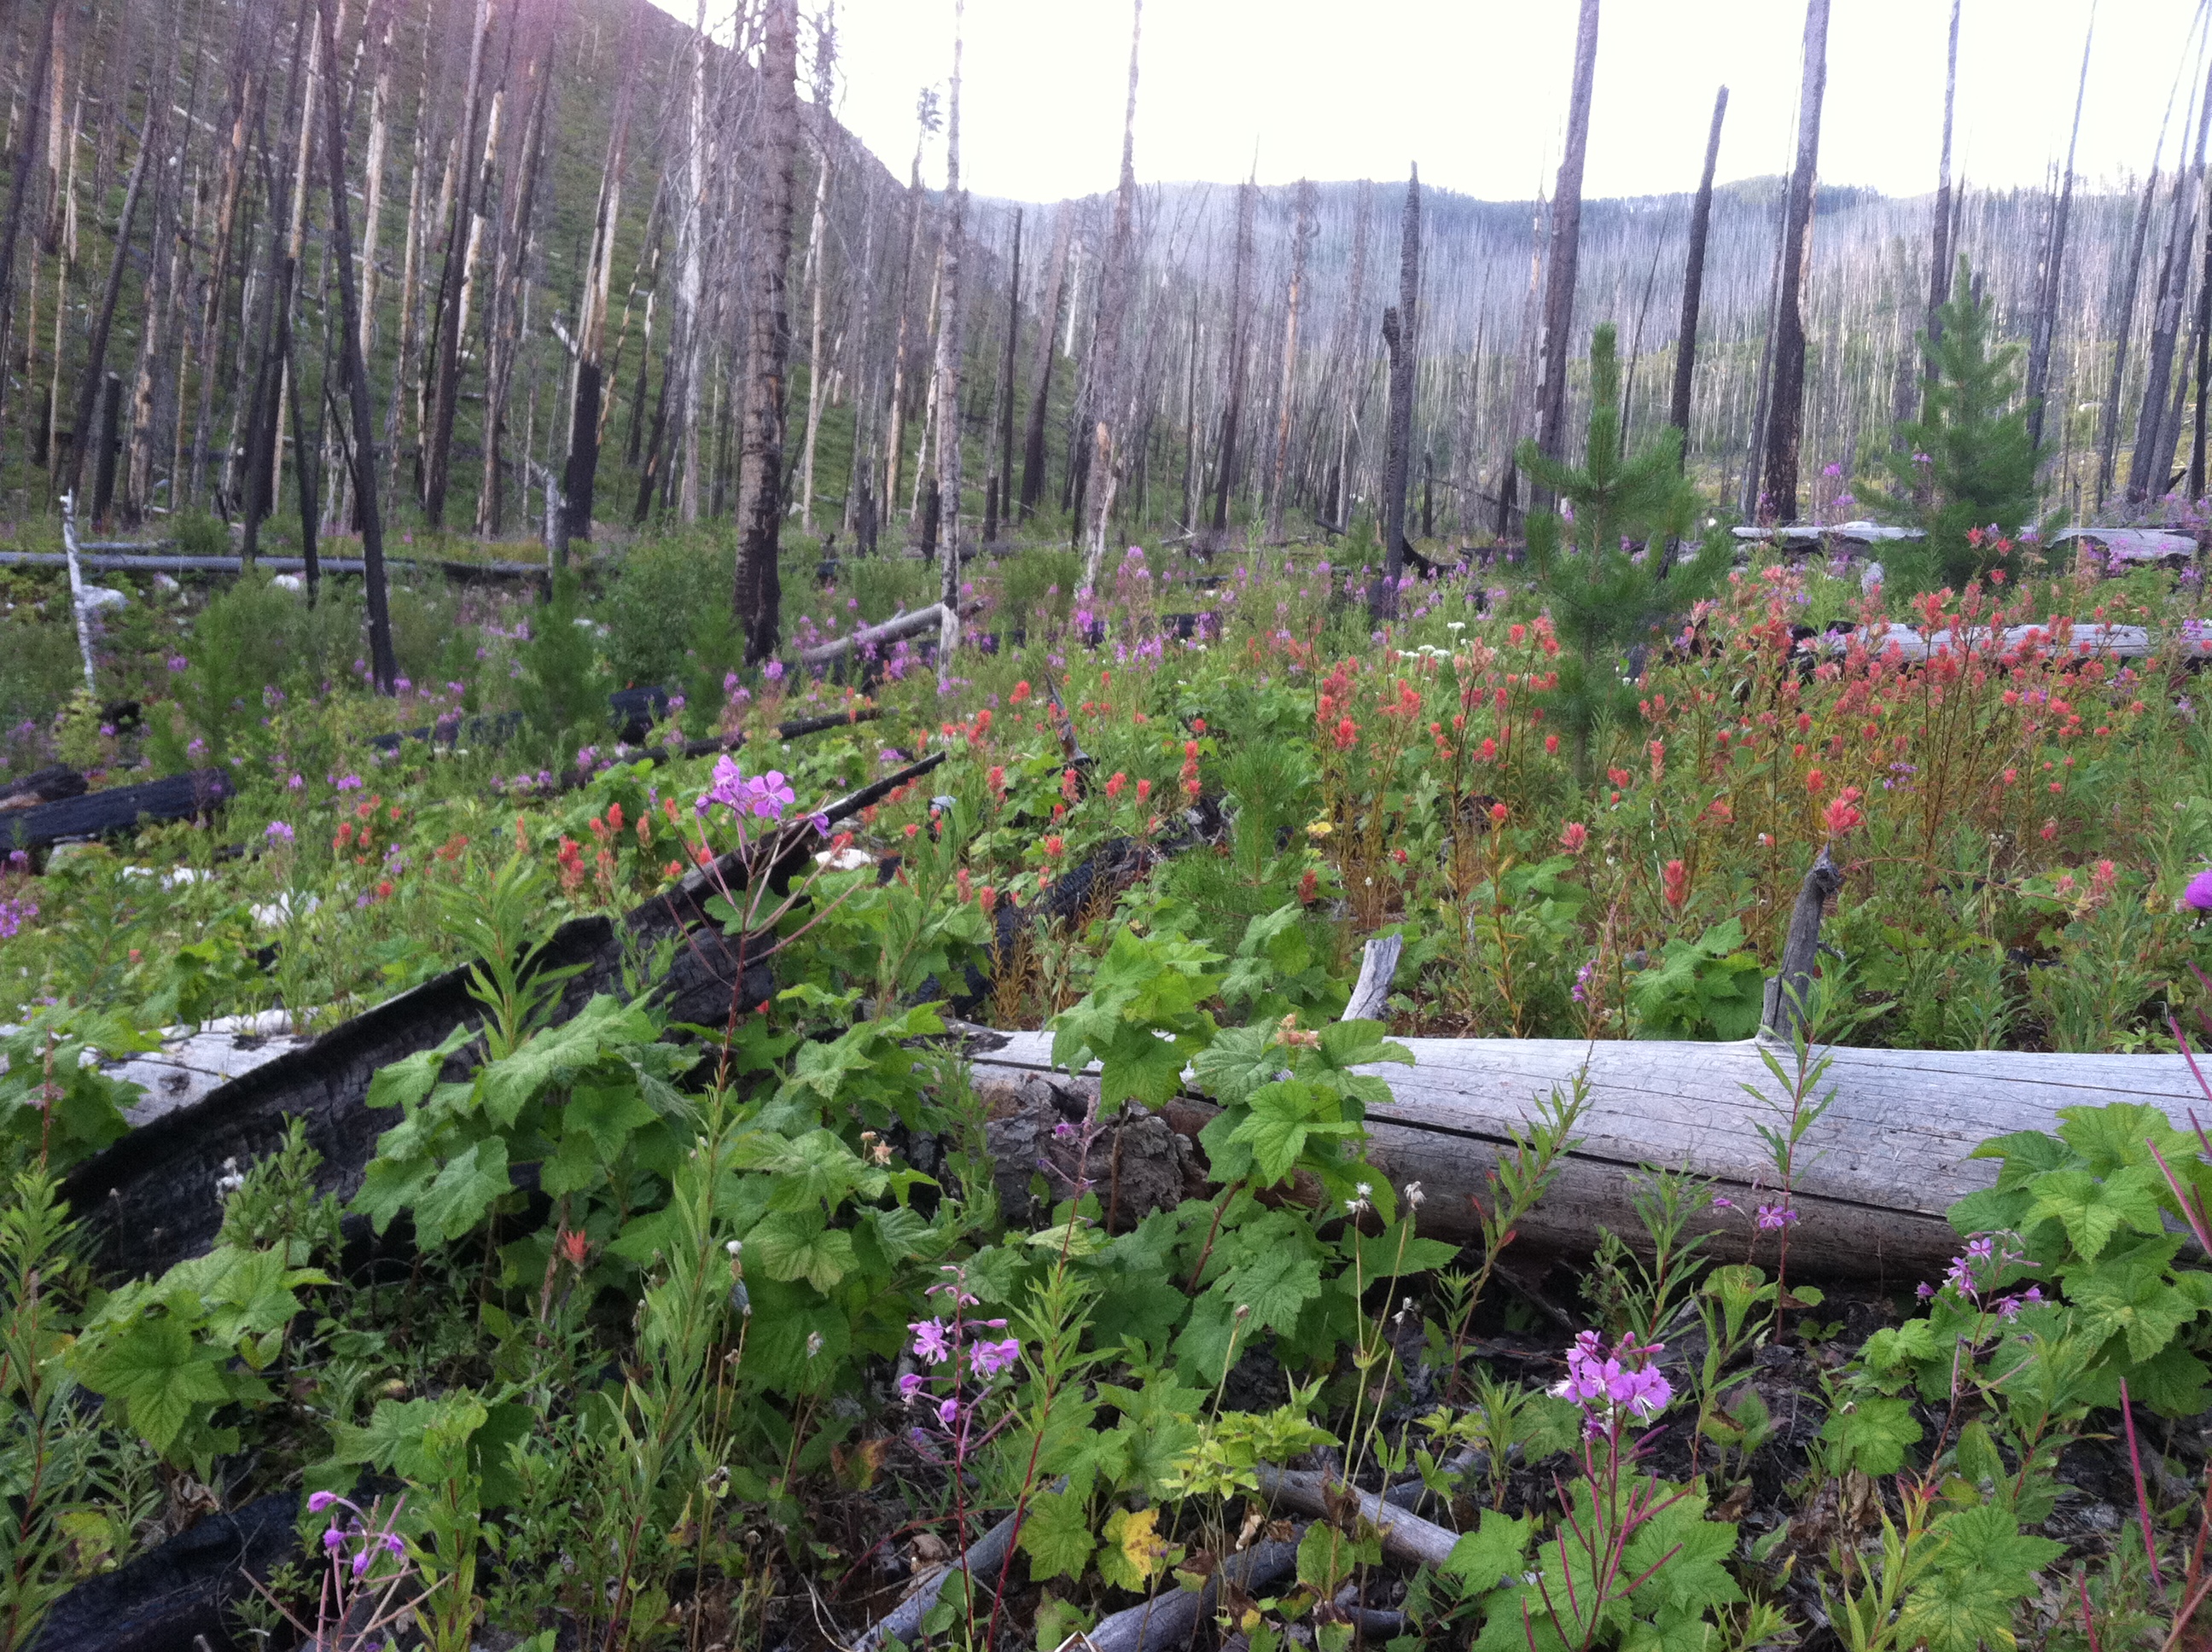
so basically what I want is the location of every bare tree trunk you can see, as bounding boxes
[1208,174,1255,543]
[61,27,162,508]
[734,0,797,661]
[561,0,643,548]
[883,93,934,525]
[1081,0,1141,584]
[1371,166,1418,622]
[0,0,61,474]
[1533,0,1598,479]
[1920,0,1959,426]
[357,0,392,364]
[421,0,492,528]
[674,0,710,525]
[317,0,395,688]
[1668,85,1726,460]
[2130,61,2212,504]
[992,205,1021,543]
[1018,203,1072,521]
[1267,178,1313,544]
[478,9,552,538]
[2027,9,2092,456]
[1759,0,1830,526]
[2100,165,2162,508]
[795,12,835,534]
[933,0,966,668]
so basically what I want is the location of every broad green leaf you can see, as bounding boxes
[2022,1165,2164,1263]
[1017,1489,1095,1583]
[1442,1510,1532,1592]
[478,996,654,1127]
[1820,1395,1922,1475]
[364,1023,473,1113]
[748,1209,858,1292]
[74,1317,230,1457]
[2069,1243,2206,1363]
[334,1393,490,1484]
[412,1137,513,1246]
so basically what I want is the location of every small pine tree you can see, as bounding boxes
[1872,255,2042,590]
[1517,323,1730,783]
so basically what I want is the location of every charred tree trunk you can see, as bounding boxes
[1017,204,1072,521]
[1082,0,1142,583]
[932,2,966,667]
[0,0,61,476]
[562,0,643,548]
[795,8,835,534]
[60,29,160,508]
[317,0,396,689]
[1267,178,1313,544]
[1208,176,1256,542]
[421,0,492,529]
[1371,166,1419,623]
[1920,0,1959,427]
[2099,166,2162,507]
[1668,85,1726,461]
[2027,11,2092,456]
[2130,66,2212,505]
[734,0,798,661]
[1533,0,1598,480]
[993,206,1021,543]
[1759,0,1830,526]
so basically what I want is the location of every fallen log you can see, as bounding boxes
[795,601,986,676]
[26,1490,300,1652]
[0,765,85,808]
[961,1027,2212,1286]
[2,768,235,854]
[60,754,946,1281]
[1255,1465,1458,1569]
[1086,1535,1302,1652]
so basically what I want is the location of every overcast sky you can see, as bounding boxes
[662,2,2204,204]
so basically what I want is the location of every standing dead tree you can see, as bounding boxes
[561,0,645,550]
[1082,0,1142,585]
[795,4,836,533]
[986,205,1019,544]
[1760,0,1830,525]
[1668,86,1727,464]
[1921,0,1960,428]
[420,0,493,529]
[1018,204,1073,523]
[734,0,798,662]
[932,0,966,668]
[1533,0,1599,484]
[1208,175,1256,547]
[317,0,396,689]
[882,89,937,530]
[2130,53,2212,505]
[1372,166,1419,622]
[2026,8,2093,456]
[1266,178,1314,544]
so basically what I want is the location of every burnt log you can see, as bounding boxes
[0,765,86,808]
[27,1492,300,1652]
[2,769,235,854]
[60,756,944,1282]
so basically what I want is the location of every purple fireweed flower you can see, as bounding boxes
[265,820,294,844]
[936,1397,962,1428]
[307,1492,341,1513]
[1755,1204,1799,1231]
[969,1336,1022,1379]
[910,1318,952,1364]
[897,1372,926,1401]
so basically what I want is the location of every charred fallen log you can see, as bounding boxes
[60,755,944,1281]
[26,1491,299,1652]
[3,769,235,855]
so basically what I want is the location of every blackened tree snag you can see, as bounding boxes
[1668,85,1727,463]
[933,0,967,668]
[2027,9,2092,456]
[1759,0,1830,526]
[421,0,493,530]
[1083,0,1142,585]
[562,0,644,548]
[735,0,800,663]
[1372,166,1419,623]
[318,0,397,690]
[995,206,1022,544]
[1534,0,1598,476]
[1018,206,1073,521]
[1268,179,1314,544]
[1208,175,1256,544]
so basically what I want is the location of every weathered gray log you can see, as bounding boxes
[1343,936,1404,1024]
[0,550,551,579]
[1766,846,1841,1042]
[796,602,950,672]
[61,755,945,1281]
[1256,1465,1458,1568]
[1086,1536,1302,1652]
[960,1027,2212,1286]
[852,1503,1025,1652]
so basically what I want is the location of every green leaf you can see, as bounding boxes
[1820,1395,1922,1475]
[2069,1243,2205,1363]
[478,996,654,1127]
[2055,1103,2192,1178]
[1893,1567,2023,1652]
[365,1023,473,1112]
[748,1209,858,1293]
[1017,1489,1095,1583]
[74,1317,230,1457]
[1931,1504,2062,1595]
[1342,1219,1459,1281]
[334,1393,491,1485]
[1442,1511,1532,1592]
[1189,1021,1282,1109]
[563,1079,660,1160]
[411,1137,512,1246]
[2021,1165,2164,1263]
[1222,1240,1324,1335]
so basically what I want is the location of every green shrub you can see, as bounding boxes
[0,616,80,759]
[598,533,735,688]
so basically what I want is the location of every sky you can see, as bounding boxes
[657,0,2209,206]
